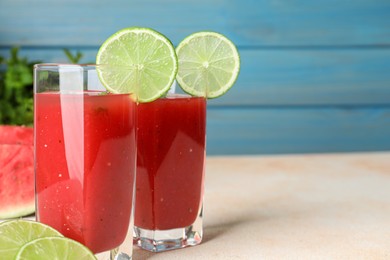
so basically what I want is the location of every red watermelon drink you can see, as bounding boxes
[34,65,137,258]
[133,30,240,252]
[134,93,206,251]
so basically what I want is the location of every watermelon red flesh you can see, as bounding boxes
[0,126,34,219]
[0,125,33,145]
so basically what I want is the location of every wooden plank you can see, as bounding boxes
[1,47,389,106]
[215,48,390,106]
[0,0,389,46]
[206,106,390,155]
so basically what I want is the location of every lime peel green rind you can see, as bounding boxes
[15,236,97,260]
[96,27,178,103]
[175,31,240,99]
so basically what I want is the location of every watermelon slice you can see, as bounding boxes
[0,125,35,219]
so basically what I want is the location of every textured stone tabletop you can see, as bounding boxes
[133,152,390,259]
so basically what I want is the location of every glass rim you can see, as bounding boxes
[34,63,134,71]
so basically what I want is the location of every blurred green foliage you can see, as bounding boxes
[0,47,37,126]
[0,48,84,126]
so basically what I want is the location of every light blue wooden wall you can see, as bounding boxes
[1,0,390,155]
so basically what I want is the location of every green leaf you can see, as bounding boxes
[63,48,84,64]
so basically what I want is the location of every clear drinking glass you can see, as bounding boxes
[134,83,207,252]
[34,64,137,259]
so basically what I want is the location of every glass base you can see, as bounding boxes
[134,225,202,252]
[134,208,203,252]
[95,250,132,260]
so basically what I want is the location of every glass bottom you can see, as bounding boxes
[133,208,203,252]
[95,250,132,260]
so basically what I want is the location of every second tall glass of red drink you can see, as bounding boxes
[134,85,206,252]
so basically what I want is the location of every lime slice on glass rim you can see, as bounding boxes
[176,31,240,98]
[96,27,178,102]
[15,236,96,260]
[0,219,63,260]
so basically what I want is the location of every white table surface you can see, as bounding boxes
[133,152,390,259]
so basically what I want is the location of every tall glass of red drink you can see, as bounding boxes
[34,64,137,259]
[134,84,206,252]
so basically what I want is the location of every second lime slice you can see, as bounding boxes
[176,31,240,98]
[96,27,178,102]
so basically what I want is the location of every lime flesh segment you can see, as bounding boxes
[15,236,96,260]
[0,219,63,260]
[96,27,178,103]
[176,31,240,98]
